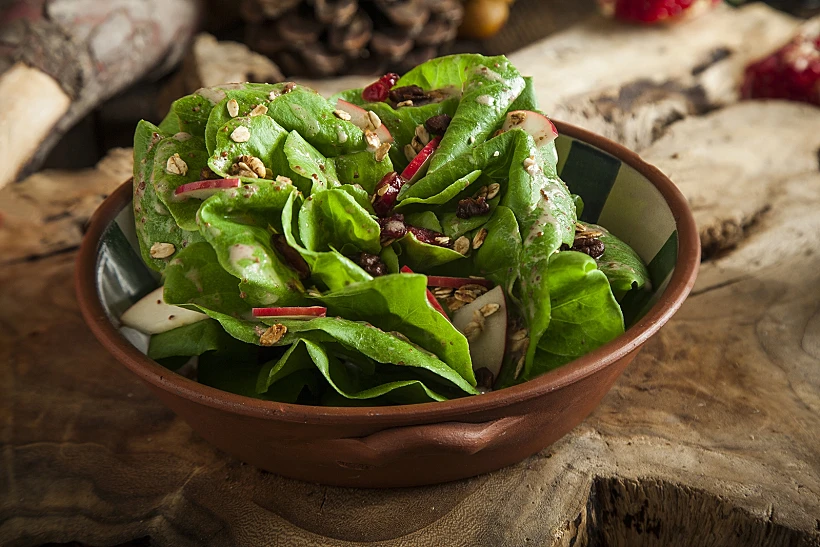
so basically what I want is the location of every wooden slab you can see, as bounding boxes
[1,4,819,546]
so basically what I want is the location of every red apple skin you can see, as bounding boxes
[426,276,493,289]
[401,136,442,184]
[336,100,393,143]
[252,306,327,318]
[173,178,241,200]
[400,266,450,318]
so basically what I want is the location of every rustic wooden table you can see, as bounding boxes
[1,4,819,546]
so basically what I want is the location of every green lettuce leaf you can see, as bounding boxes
[395,170,482,211]
[281,191,372,291]
[398,232,466,271]
[528,251,624,378]
[332,150,393,193]
[151,134,210,230]
[439,194,499,239]
[208,114,289,180]
[403,211,442,233]
[197,180,306,307]
[256,339,316,393]
[472,205,522,289]
[298,186,381,254]
[284,131,340,193]
[147,319,229,361]
[316,273,474,383]
[133,122,204,273]
[199,354,320,403]
[588,223,651,293]
[396,54,525,173]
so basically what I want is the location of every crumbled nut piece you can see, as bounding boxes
[268,90,280,100]
[282,82,296,93]
[511,328,528,341]
[486,183,501,199]
[250,104,268,117]
[396,100,414,107]
[333,109,352,121]
[445,296,466,311]
[260,324,287,346]
[404,144,418,162]
[230,125,251,143]
[366,110,382,130]
[475,186,489,200]
[514,355,526,379]
[434,236,451,246]
[480,302,500,317]
[432,287,454,299]
[454,236,471,255]
[463,320,483,341]
[473,228,488,249]
[165,153,188,175]
[454,283,488,303]
[410,135,424,153]
[414,124,430,146]
[492,150,500,157]
[275,175,293,185]
[227,99,239,117]
[364,129,380,152]
[150,242,175,259]
[508,111,526,126]
[374,142,391,162]
[237,155,266,178]
[523,155,539,176]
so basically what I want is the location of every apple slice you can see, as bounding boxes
[501,110,558,147]
[451,285,507,379]
[400,266,449,318]
[252,306,327,320]
[335,99,393,143]
[400,136,441,184]
[426,275,493,289]
[173,178,241,200]
[120,287,208,335]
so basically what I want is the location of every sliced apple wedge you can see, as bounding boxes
[501,110,558,147]
[451,286,507,378]
[335,100,393,143]
[173,178,241,200]
[400,136,441,184]
[252,306,327,319]
[426,275,493,289]
[400,266,449,318]
[120,287,208,335]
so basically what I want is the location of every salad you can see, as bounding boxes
[123,54,650,406]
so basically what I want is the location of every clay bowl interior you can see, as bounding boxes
[76,121,699,488]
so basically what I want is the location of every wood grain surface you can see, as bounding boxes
[1,4,819,546]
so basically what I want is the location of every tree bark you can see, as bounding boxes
[0,0,202,190]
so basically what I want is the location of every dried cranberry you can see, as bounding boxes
[456,196,491,219]
[372,172,407,217]
[380,72,400,87]
[425,114,452,136]
[378,214,407,245]
[271,234,310,279]
[407,225,451,248]
[570,237,605,259]
[362,81,389,103]
[389,85,432,106]
[357,252,387,277]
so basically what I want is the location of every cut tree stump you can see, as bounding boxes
[0,0,201,190]
[1,4,818,546]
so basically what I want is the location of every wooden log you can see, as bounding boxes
[0,0,201,190]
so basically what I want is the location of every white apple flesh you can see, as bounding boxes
[451,286,507,378]
[400,136,441,184]
[501,110,558,147]
[173,178,241,200]
[120,287,208,335]
[335,100,394,144]
[426,275,492,289]
[252,306,327,320]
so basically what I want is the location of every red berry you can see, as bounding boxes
[362,81,388,103]
[380,72,400,87]
[741,22,820,107]
[372,172,407,217]
[599,0,719,24]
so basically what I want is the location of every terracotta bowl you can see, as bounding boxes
[76,121,699,488]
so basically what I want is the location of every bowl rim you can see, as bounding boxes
[75,120,700,425]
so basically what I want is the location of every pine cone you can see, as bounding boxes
[241,0,464,78]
